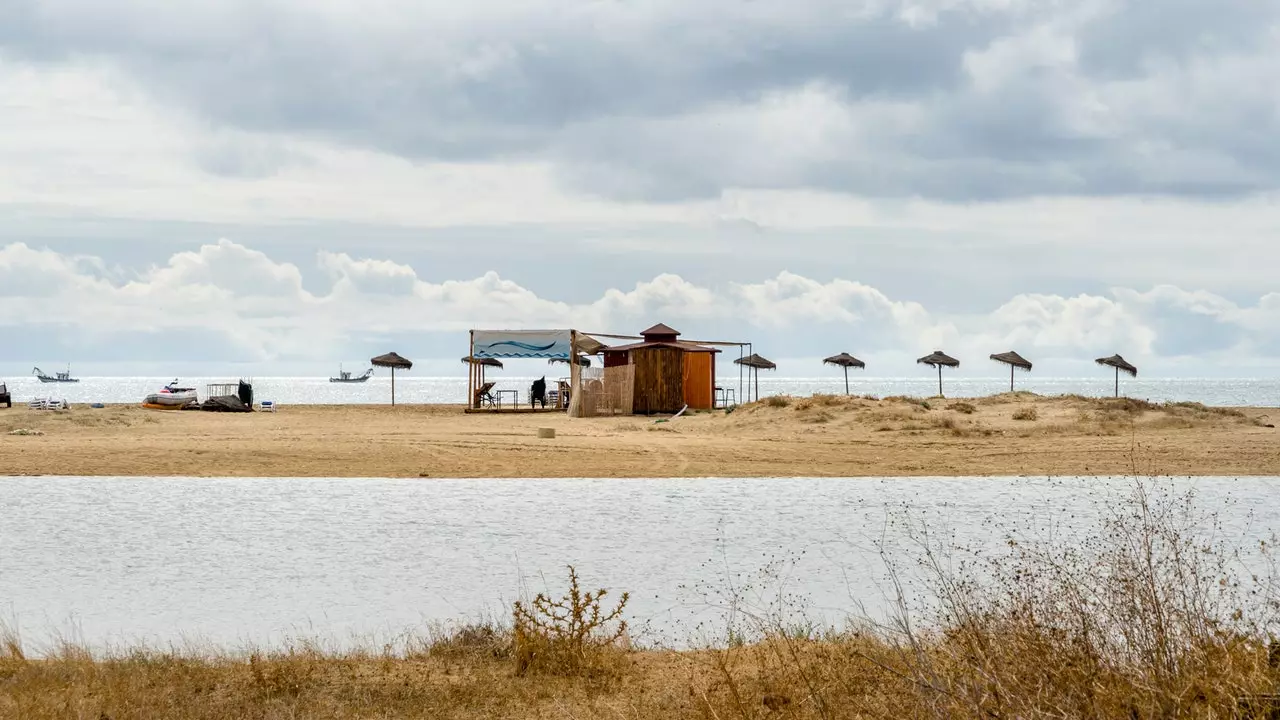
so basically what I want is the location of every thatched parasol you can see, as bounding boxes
[371,351,413,405]
[822,353,865,395]
[917,350,960,398]
[989,350,1032,392]
[1095,354,1137,398]
[734,353,776,403]
[462,356,503,389]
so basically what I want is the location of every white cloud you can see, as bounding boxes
[1,240,1275,373]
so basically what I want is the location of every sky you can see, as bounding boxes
[1,0,1278,377]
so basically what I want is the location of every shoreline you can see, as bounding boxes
[3,393,1277,478]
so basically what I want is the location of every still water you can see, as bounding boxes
[2,476,1277,651]
[3,376,1278,406]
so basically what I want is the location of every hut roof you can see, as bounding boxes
[734,353,777,370]
[371,351,413,369]
[549,356,592,367]
[1095,354,1137,377]
[823,353,865,369]
[640,323,680,337]
[989,350,1032,371]
[604,340,719,353]
[461,356,504,369]
[917,351,960,368]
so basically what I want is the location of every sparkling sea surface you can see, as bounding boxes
[3,375,1278,406]
[1,476,1277,652]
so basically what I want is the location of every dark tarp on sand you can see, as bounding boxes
[200,395,252,412]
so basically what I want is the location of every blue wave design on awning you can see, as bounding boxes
[480,340,558,352]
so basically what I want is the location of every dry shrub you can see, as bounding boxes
[692,480,1280,720]
[421,621,512,661]
[512,566,630,677]
[764,395,791,408]
[1012,406,1039,421]
[0,626,25,682]
[810,394,845,407]
[247,648,324,698]
[947,401,977,415]
[801,410,834,424]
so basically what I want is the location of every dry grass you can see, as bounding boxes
[1012,406,1039,421]
[6,482,1277,719]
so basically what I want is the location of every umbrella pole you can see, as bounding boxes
[937,365,943,398]
[844,367,849,395]
[392,367,396,406]
[1010,364,1014,393]
[1115,366,1119,398]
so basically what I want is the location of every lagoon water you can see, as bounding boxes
[3,375,1279,406]
[2,476,1278,651]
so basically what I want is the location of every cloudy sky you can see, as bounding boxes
[1,0,1277,377]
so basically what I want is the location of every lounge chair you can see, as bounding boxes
[260,400,277,412]
[474,382,497,409]
[0,382,9,409]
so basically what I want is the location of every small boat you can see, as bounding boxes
[329,366,373,383]
[142,383,198,409]
[33,365,79,383]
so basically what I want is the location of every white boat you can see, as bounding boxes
[329,366,373,383]
[142,389,198,409]
[33,365,79,383]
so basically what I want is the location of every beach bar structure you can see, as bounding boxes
[466,329,586,414]
[601,324,720,414]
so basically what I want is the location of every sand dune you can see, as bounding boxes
[2,394,1275,478]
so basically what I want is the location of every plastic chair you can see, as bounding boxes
[260,400,276,412]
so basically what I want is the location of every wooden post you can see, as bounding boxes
[754,366,759,403]
[1115,366,1119,398]
[391,367,396,406]
[1010,364,1015,393]
[937,365,943,398]
[569,330,581,417]
[467,330,475,409]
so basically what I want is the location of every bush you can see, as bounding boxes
[765,395,791,408]
[512,566,629,677]
[1012,406,1039,421]
[947,402,976,415]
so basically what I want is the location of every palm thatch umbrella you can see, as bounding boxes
[1095,354,1137,398]
[822,353,865,395]
[989,350,1032,392]
[371,351,413,405]
[917,350,960,398]
[461,356,503,388]
[734,353,776,403]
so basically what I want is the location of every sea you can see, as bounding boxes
[4,375,1279,406]
[1,476,1276,652]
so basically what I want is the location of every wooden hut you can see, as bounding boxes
[602,323,719,414]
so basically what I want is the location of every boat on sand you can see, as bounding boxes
[142,381,198,410]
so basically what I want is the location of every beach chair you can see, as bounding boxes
[474,382,497,409]
[260,400,276,412]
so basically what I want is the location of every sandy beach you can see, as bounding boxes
[2,393,1275,478]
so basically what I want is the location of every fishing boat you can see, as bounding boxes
[33,366,79,383]
[329,366,374,383]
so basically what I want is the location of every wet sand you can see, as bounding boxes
[2,394,1276,478]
